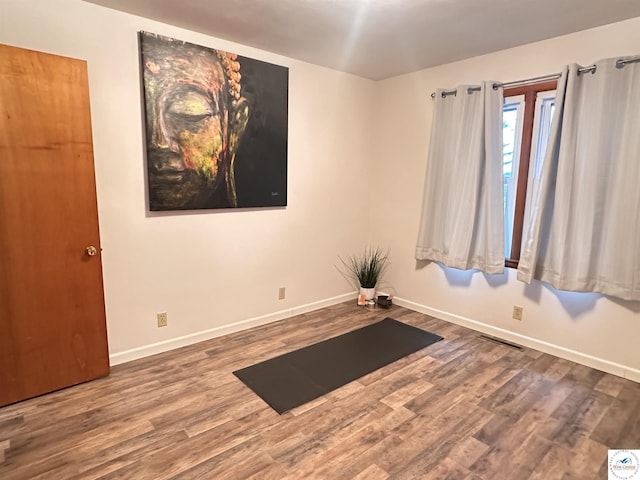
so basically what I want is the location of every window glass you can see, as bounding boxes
[530,92,556,180]
[523,92,556,235]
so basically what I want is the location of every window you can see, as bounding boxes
[502,81,557,268]
[503,95,525,260]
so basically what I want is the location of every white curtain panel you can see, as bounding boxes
[518,57,640,301]
[415,82,504,274]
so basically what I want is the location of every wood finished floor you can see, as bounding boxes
[1,302,639,479]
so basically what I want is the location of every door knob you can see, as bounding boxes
[86,246,98,256]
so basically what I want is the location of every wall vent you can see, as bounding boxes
[479,334,524,351]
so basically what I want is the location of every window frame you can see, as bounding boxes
[504,80,557,269]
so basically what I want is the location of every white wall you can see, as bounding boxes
[371,17,640,380]
[0,0,375,362]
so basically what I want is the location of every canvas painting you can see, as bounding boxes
[139,32,289,211]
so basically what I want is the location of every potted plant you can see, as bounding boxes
[339,247,389,303]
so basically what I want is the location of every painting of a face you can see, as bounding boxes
[140,32,288,211]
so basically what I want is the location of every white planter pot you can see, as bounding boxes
[359,287,376,301]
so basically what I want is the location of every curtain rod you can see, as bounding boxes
[430,54,640,99]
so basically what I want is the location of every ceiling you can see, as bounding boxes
[84,0,640,80]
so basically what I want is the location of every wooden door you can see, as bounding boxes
[0,44,109,407]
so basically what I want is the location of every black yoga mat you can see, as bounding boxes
[233,317,443,414]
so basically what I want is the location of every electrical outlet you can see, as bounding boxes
[157,312,168,327]
[512,305,523,321]
[278,287,286,300]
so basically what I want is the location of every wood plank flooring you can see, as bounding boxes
[1,301,639,479]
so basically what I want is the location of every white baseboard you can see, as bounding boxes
[109,292,357,366]
[110,292,640,383]
[394,297,640,383]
